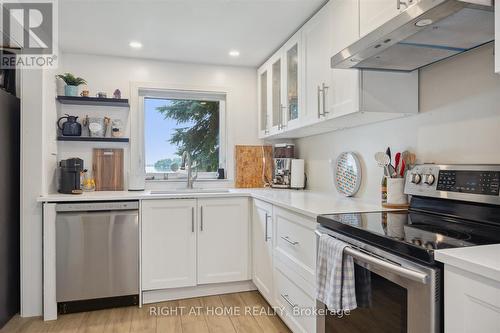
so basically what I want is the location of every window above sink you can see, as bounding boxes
[139,88,227,181]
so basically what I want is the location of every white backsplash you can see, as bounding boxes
[296,44,500,203]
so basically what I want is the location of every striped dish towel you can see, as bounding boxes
[316,234,357,311]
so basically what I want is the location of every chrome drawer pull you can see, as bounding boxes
[281,236,299,246]
[264,213,271,242]
[281,294,297,308]
[191,207,195,233]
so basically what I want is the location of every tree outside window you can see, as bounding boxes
[145,98,220,174]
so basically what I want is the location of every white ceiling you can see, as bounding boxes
[59,0,326,67]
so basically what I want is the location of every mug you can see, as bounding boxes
[80,90,89,97]
[96,92,107,98]
[387,178,408,205]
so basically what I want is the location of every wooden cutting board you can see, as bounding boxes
[92,148,124,191]
[235,145,273,188]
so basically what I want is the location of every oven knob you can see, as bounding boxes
[424,174,435,185]
[411,173,422,184]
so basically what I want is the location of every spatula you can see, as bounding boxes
[375,152,391,177]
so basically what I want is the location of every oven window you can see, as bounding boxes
[325,264,407,333]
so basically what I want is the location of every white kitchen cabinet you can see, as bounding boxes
[274,206,317,288]
[259,0,418,139]
[252,199,274,303]
[141,199,197,290]
[359,0,401,37]
[444,265,500,333]
[274,265,316,333]
[197,198,250,284]
[302,0,361,123]
[496,4,500,73]
[302,1,333,126]
[359,0,420,37]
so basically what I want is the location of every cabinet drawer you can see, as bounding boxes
[275,266,316,333]
[274,207,317,285]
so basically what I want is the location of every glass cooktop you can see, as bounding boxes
[317,211,500,264]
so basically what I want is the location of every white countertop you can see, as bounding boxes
[38,188,393,219]
[435,244,500,282]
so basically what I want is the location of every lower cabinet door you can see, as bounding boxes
[197,197,250,284]
[274,266,316,333]
[141,199,197,290]
[252,199,274,303]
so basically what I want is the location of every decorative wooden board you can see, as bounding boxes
[92,148,124,191]
[235,145,273,188]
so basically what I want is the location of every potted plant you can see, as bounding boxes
[56,73,87,97]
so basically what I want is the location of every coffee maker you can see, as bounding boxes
[58,158,84,194]
[272,144,295,188]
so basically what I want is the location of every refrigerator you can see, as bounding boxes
[0,88,20,328]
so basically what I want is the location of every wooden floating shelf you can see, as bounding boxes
[57,136,129,143]
[56,96,129,107]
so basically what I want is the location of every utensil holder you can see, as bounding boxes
[386,178,408,205]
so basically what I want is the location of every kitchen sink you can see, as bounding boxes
[150,188,230,195]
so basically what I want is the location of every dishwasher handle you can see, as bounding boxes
[55,201,139,212]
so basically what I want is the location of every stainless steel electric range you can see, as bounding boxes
[316,164,500,333]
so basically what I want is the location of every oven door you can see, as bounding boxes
[315,227,440,333]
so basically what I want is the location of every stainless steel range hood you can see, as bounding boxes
[331,0,494,72]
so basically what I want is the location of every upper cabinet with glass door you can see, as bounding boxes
[257,63,270,138]
[270,53,283,135]
[257,0,418,139]
[257,32,303,138]
[282,32,302,130]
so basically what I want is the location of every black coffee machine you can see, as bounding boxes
[59,158,84,194]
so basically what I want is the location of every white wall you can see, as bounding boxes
[296,44,500,203]
[58,53,259,188]
[22,54,259,316]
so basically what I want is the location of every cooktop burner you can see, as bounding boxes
[317,210,500,264]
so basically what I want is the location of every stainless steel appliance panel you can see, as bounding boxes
[56,204,139,302]
[330,0,494,71]
[315,227,439,333]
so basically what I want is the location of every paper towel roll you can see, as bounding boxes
[291,159,305,189]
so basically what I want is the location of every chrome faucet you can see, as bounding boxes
[180,151,197,189]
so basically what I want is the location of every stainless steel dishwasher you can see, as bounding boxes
[55,201,139,313]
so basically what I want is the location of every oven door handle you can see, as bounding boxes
[316,231,428,284]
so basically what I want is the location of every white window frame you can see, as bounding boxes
[131,83,227,182]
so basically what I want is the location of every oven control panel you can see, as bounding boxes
[405,164,500,205]
[436,170,499,195]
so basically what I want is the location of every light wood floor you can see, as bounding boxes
[1,291,291,333]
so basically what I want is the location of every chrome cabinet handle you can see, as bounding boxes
[322,83,329,116]
[264,213,271,242]
[200,206,204,231]
[191,207,195,233]
[317,85,322,118]
[281,236,299,246]
[397,0,412,10]
[281,294,297,308]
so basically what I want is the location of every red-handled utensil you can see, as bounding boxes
[400,159,406,177]
[394,152,401,177]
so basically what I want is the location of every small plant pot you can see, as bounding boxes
[387,178,408,205]
[65,85,78,96]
